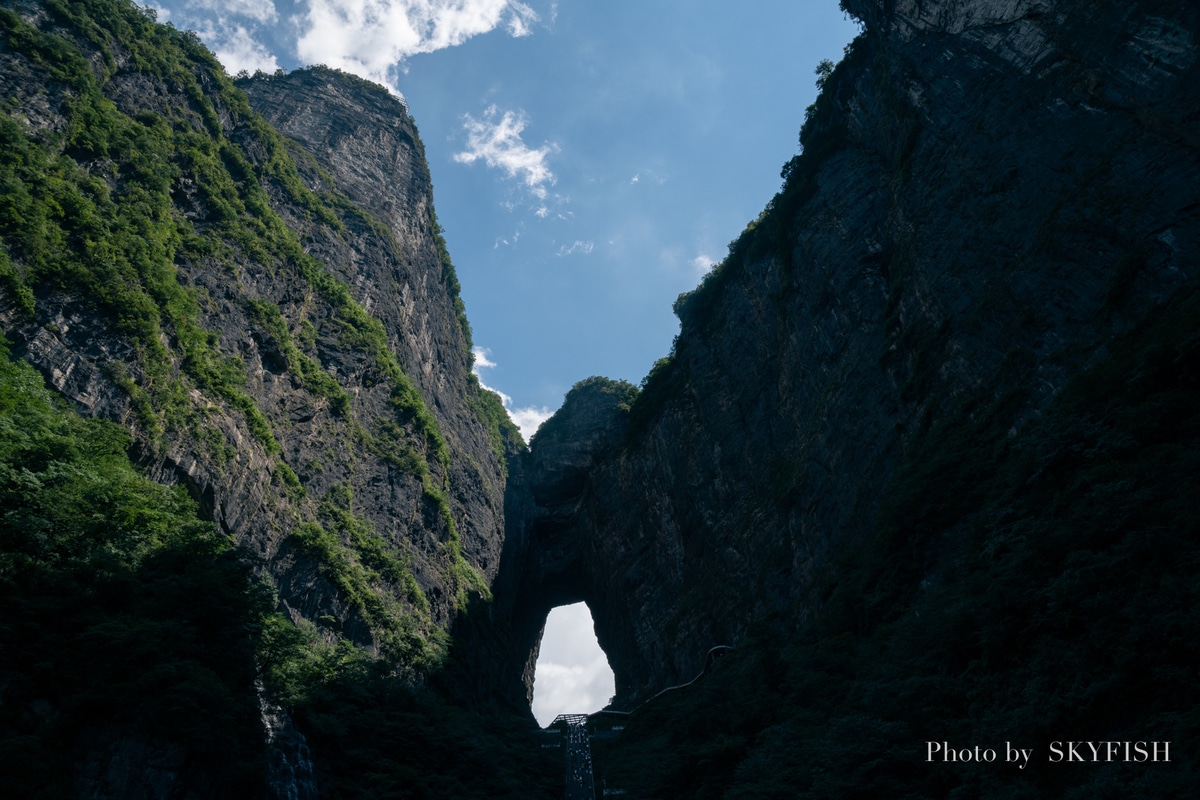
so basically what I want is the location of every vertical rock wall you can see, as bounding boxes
[500,0,1200,708]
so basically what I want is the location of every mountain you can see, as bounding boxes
[0,0,543,796]
[503,0,1200,703]
[1,0,1198,797]
[523,0,1199,795]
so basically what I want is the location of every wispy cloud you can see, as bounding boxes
[494,226,523,248]
[297,0,540,89]
[472,346,554,442]
[454,105,557,201]
[629,168,667,186]
[190,0,278,24]
[200,21,280,74]
[691,253,717,275]
[159,2,280,75]
[556,240,594,257]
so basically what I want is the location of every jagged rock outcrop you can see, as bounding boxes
[501,0,1199,708]
[493,378,638,705]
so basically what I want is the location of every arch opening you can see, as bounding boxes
[530,602,615,727]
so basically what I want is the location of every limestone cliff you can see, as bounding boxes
[0,0,518,664]
[505,0,1199,708]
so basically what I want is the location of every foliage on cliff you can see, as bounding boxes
[0,344,559,798]
[530,375,638,451]
[0,342,270,796]
[0,0,509,666]
[0,2,547,794]
[286,657,560,800]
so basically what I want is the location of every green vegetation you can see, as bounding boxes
[0,1,557,795]
[290,483,444,669]
[530,375,639,451]
[288,655,560,800]
[247,298,352,415]
[0,342,270,796]
[0,345,562,797]
[432,210,474,359]
[594,286,1200,799]
[571,374,640,411]
[468,372,525,465]
[0,0,281,453]
[625,352,679,441]
[0,0,483,653]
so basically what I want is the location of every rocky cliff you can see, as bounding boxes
[0,0,538,794]
[503,0,1199,711]
[0,0,520,662]
[1,0,1198,796]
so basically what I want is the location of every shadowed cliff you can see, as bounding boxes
[503,0,1199,708]
[501,0,1200,795]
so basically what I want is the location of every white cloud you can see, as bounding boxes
[532,603,615,726]
[160,3,280,75]
[471,346,555,442]
[509,405,553,442]
[454,105,556,201]
[189,0,278,24]
[296,0,539,88]
[556,240,594,257]
[630,168,667,186]
[472,346,498,370]
[504,2,538,36]
[691,253,717,275]
[202,22,280,74]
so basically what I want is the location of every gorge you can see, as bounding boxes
[0,0,1198,797]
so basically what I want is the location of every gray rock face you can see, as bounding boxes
[493,379,637,705]
[0,9,509,656]
[238,68,514,612]
[3,0,1197,738]
[502,0,1200,708]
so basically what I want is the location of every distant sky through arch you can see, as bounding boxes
[532,602,614,726]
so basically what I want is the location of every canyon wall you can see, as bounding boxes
[0,0,520,667]
[504,0,1199,707]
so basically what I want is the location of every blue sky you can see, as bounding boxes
[151,0,858,718]
[153,0,859,439]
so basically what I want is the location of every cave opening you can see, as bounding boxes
[530,602,615,727]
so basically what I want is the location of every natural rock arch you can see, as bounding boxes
[492,379,657,712]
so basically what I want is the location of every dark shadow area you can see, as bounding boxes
[0,344,561,799]
[590,287,1200,799]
